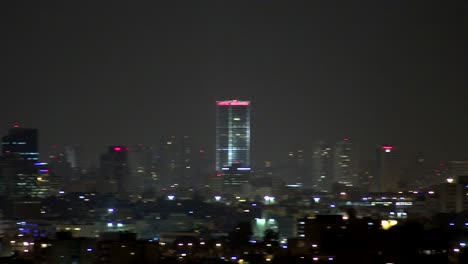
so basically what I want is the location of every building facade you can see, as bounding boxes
[1,126,39,162]
[215,100,251,171]
[333,138,359,187]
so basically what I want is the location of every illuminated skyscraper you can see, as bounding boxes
[1,125,39,162]
[215,100,251,171]
[333,138,359,187]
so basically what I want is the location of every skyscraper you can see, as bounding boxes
[375,145,400,192]
[311,141,332,191]
[1,126,39,162]
[215,100,251,171]
[99,146,129,194]
[333,138,359,187]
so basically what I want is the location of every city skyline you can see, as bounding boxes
[2,2,468,262]
[1,1,467,166]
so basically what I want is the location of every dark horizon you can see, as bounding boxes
[2,1,468,166]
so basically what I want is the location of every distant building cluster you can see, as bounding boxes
[1,100,468,263]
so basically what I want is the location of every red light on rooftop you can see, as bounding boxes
[381,146,393,150]
[125,147,129,151]
[199,150,205,153]
[344,138,349,141]
[216,100,250,106]
[216,173,222,177]
[13,124,19,128]
[113,147,122,152]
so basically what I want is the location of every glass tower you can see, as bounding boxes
[215,100,251,171]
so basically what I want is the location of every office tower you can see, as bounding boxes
[1,125,39,162]
[215,100,251,171]
[311,141,332,192]
[287,149,309,187]
[99,146,129,194]
[48,146,73,189]
[333,138,359,187]
[438,161,468,213]
[178,136,194,188]
[375,145,400,192]
[0,156,51,200]
[400,152,428,190]
[157,136,179,188]
[128,144,156,194]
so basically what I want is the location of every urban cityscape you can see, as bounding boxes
[1,99,467,263]
[2,1,468,264]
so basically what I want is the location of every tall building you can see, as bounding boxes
[311,141,332,191]
[375,145,400,192]
[178,136,194,188]
[1,126,39,162]
[0,156,51,200]
[333,138,359,187]
[438,161,468,213]
[157,136,178,188]
[215,100,251,171]
[128,144,157,194]
[99,146,129,194]
[286,149,309,187]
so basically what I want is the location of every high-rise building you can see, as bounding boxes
[157,136,179,188]
[1,126,39,162]
[0,156,51,200]
[128,144,156,194]
[438,161,468,213]
[215,100,251,171]
[311,141,332,191]
[333,138,359,187]
[375,145,400,192]
[286,149,309,187]
[99,146,129,194]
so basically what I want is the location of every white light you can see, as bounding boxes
[447,178,454,183]
[108,208,114,213]
[107,223,113,227]
[460,242,466,247]
[168,195,175,200]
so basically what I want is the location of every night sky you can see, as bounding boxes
[2,1,468,166]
